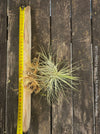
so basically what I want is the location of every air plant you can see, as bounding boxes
[30,48,79,104]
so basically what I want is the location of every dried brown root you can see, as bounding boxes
[23,76,40,94]
[23,56,41,94]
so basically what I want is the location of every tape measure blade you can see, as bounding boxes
[17,7,25,134]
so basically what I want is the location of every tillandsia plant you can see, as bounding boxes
[28,48,79,104]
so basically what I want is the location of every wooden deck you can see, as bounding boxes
[0,0,100,134]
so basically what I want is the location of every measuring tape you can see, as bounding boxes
[17,6,25,134]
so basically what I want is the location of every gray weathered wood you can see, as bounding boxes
[92,0,100,133]
[51,0,73,134]
[29,0,50,134]
[5,0,100,134]
[0,0,7,133]
[7,0,50,133]
[72,0,94,133]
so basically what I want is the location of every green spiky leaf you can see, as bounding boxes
[31,48,79,104]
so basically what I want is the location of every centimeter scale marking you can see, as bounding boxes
[17,7,25,134]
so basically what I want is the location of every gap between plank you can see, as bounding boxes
[70,0,74,134]
[90,0,96,133]
[50,0,52,134]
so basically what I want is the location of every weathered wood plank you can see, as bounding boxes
[7,1,29,134]
[29,0,50,134]
[8,0,29,13]
[0,0,7,133]
[51,0,72,134]
[72,0,94,133]
[92,0,100,133]
[23,6,31,132]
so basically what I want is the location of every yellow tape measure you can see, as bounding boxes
[17,7,25,134]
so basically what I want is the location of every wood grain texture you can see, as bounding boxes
[8,0,29,13]
[5,0,100,134]
[7,1,29,134]
[72,0,94,134]
[29,0,50,134]
[92,0,100,133]
[0,0,7,133]
[51,0,72,134]
[7,11,21,134]
[23,6,31,132]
